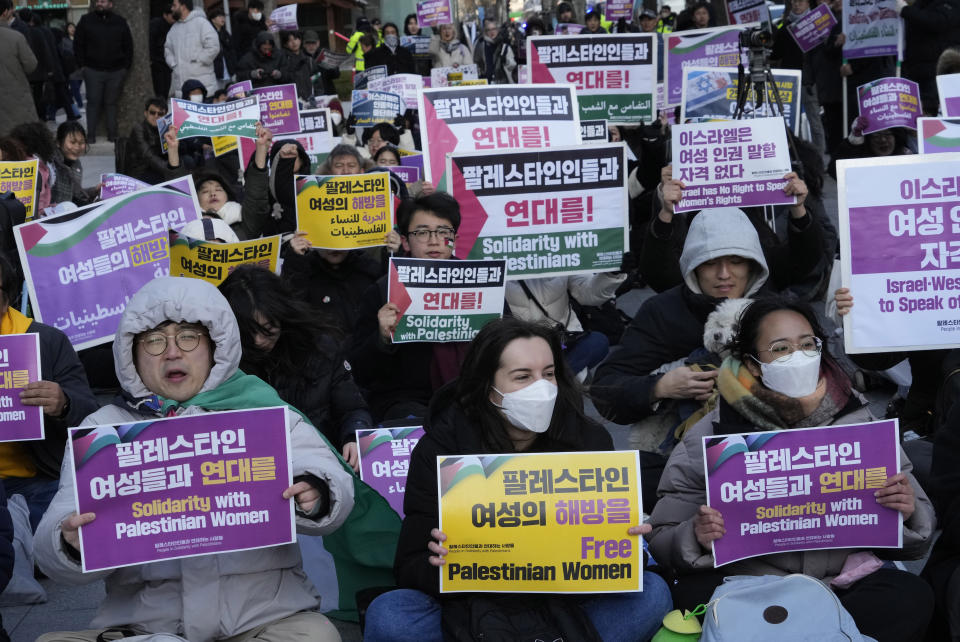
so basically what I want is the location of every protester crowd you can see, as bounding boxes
[0,0,959,639]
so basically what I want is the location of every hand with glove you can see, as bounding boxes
[851,115,869,138]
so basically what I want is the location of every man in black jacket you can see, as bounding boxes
[231,0,266,62]
[349,192,470,421]
[148,4,174,97]
[900,0,960,113]
[124,97,168,184]
[0,253,98,531]
[74,0,132,143]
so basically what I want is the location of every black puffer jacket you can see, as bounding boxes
[394,383,614,596]
[236,31,289,89]
[242,334,373,448]
[902,0,960,70]
[25,321,99,478]
[281,249,384,334]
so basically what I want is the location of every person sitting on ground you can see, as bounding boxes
[124,97,169,184]
[35,276,354,642]
[50,120,99,207]
[220,265,374,472]
[648,296,935,642]
[0,253,97,531]
[592,208,771,506]
[349,192,474,421]
[364,317,672,641]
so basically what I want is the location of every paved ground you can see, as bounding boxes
[0,134,905,641]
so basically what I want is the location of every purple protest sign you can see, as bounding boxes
[417,0,451,27]
[665,26,746,107]
[100,173,150,200]
[838,154,960,352]
[787,4,837,52]
[705,420,901,567]
[226,80,252,98]
[937,73,960,117]
[389,165,421,184]
[268,4,297,32]
[605,0,634,20]
[858,77,921,134]
[14,176,199,350]
[71,407,294,572]
[671,117,796,212]
[0,334,43,442]
[356,426,424,517]
[251,84,301,135]
[842,0,899,59]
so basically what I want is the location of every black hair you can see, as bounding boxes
[178,0,194,11]
[585,9,601,21]
[0,137,27,161]
[373,144,400,164]
[247,0,264,9]
[382,21,399,35]
[208,7,225,19]
[211,89,228,101]
[361,122,400,147]
[144,96,167,111]
[525,17,547,33]
[0,0,13,13]
[359,33,376,49]
[218,265,341,383]
[161,4,172,15]
[397,191,461,234]
[280,29,302,47]
[404,13,419,34]
[455,317,595,452]
[56,120,87,146]
[0,252,20,308]
[557,1,575,17]
[8,122,56,162]
[730,296,827,361]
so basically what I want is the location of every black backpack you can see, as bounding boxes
[442,594,602,642]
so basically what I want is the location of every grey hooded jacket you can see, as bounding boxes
[35,277,354,641]
[593,208,769,425]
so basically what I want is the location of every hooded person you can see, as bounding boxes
[34,276,356,642]
[264,138,312,235]
[236,30,288,89]
[592,208,769,505]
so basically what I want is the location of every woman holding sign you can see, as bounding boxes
[364,318,672,641]
[648,297,935,642]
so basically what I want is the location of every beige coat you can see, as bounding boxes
[0,24,38,135]
[648,403,935,580]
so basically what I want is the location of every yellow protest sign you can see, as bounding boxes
[212,136,239,157]
[0,160,38,220]
[294,173,392,249]
[169,232,280,286]
[438,450,643,593]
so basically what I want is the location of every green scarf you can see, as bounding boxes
[161,370,401,621]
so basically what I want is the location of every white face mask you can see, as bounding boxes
[250,10,262,21]
[493,379,558,434]
[331,111,343,126]
[189,94,204,103]
[755,351,821,398]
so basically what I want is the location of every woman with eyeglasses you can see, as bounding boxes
[648,296,935,642]
[218,265,373,471]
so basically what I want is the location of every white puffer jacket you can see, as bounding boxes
[35,277,354,641]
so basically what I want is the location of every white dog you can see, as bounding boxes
[702,298,753,358]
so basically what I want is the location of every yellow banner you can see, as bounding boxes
[294,173,392,249]
[169,232,280,286]
[0,160,38,220]
[212,136,239,157]
[438,450,643,593]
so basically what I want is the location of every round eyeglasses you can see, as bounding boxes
[137,329,207,356]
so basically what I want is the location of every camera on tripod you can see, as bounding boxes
[738,26,773,50]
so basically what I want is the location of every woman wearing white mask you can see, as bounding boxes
[364,317,672,641]
[649,297,935,642]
